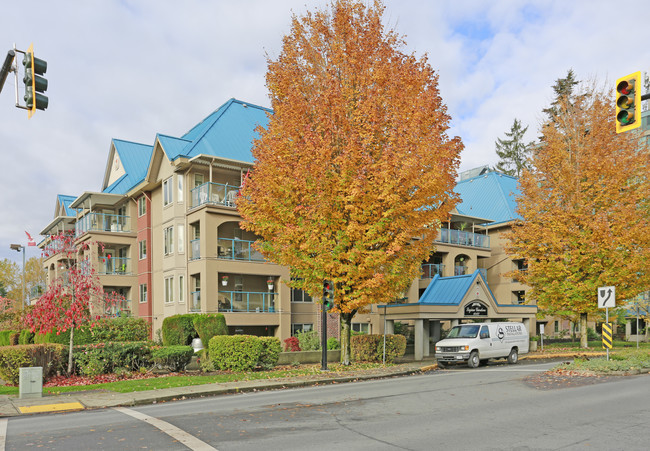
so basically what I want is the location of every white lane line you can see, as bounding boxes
[0,418,7,451]
[114,407,217,451]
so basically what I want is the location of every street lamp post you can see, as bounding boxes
[10,243,25,309]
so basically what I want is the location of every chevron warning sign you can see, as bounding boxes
[602,322,613,349]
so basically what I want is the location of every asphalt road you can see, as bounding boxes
[3,361,649,450]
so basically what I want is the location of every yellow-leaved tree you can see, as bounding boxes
[506,80,650,348]
[239,0,462,363]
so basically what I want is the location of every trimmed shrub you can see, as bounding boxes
[297,330,320,351]
[0,330,18,346]
[0,343,66,384]
[151,345,194,372]
[283,336,300,352]
[9,332,19,346]
[162,315,198,346]
[72,342,154,376]
[18,329,34,345]
[258,337,282,370]
[327,337,340,350]
[351,334,406,363]
[192,314,228,345]
[90,317,151,342]
[209,335,263,371]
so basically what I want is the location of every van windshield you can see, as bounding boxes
[446,325,480,339]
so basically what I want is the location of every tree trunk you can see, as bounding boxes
[68,326,74,375]
[340,312,354,365]
[580,312,588,348]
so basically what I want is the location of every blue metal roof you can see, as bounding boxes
[103,139,153,194]
[455,171,521,224]
[156,134,192,161]
[57,194,77,216]
[419,270,485,306]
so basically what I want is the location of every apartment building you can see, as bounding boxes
[39,98,538,352]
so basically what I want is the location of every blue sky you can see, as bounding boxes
[2,0,650,263]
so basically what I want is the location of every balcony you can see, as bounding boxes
[421,263,444,279]
[102,297,132,317]
[217,238,265,262]
[98,256,131,275]
[437,228,490,249]
[218,291,276,312]
[191,182,240,209]
[76,213,131,237]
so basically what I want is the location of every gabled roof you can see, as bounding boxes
[56,195,77,217]
[103,139,153,194]
[455,171,521,225]
[419,270,491,306]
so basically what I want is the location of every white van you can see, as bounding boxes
[434,322,529,368]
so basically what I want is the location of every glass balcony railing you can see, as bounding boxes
[191,182,240,209]
[190,291,201,313]
[103,297,131,317]
[76,213,131,237]
[437,228,490,249]
[218,291,277,312]
[98,256,131,275]
[421,263,444,279]
[217,238,265,262]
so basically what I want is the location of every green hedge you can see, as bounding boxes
[209,335,264,371]
[0,344,66,384]
[162,315,198,346]
[258,337,282,370]
[192,314,228,345]
[33,318,151,345]
[351,334,406,363]
[18,329,34,345]
[296,330,321,351]
[151,346,194,372]
[0,330,18,346]
[72,342,153,377]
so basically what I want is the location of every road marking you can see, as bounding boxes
[114,407,217,451]
[0,418,7,451]
[18,402,84,414]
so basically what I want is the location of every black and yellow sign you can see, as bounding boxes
[602,322,613,349]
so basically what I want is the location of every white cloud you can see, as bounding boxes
[2,0,650,261]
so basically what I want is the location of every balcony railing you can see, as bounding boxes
[190,239,200,260]
[217,238,265,262]
[218,291,276,312]
[437,228,490,249]
[98,256,131,275]
[191,182,240,209]
[421,263,444,279]
[103,298,132,317]
[190,291,201,312]
[76,213,131,237]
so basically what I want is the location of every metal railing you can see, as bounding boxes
[421,263,444,279]
[76,213,131,236]
[217,238,265,262]
[437,228,490,249]
[218,291,277,312]
[191,182,240,209]
[98,256,131,275]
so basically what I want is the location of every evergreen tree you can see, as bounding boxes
[542,69,580,122]
[494,119,532,177]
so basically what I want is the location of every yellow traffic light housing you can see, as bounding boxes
[615,71,641,134]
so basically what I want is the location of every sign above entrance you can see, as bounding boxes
[464,300,488,317]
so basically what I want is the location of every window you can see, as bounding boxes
[139,284,147,303]
[138,196,146,216]
[194,173,204,188]
[291,323,313,335]
[554,322,559,333]
[165,277,174,303]
[177,224,185,254]
[177,174,184,203]
[139,240,147,260]
[291,287,313,303]
[163,177,173,206]
[178,275,184,304]
[164,226,174,255]
[351,323,369,334]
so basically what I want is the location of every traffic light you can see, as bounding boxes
[22,43,48,118]
[615,71,641,134]
[322,280,334,311]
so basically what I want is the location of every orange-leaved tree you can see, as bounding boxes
[239,0,462,363]
[505,80,650,348]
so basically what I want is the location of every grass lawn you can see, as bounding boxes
[0,362,388,396]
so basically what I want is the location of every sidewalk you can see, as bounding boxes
[0,358,437,417]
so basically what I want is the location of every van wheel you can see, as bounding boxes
[437,361,446,369]
[507,348,519,364]
[468,351,480,368]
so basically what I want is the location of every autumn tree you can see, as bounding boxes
[494,119,533,177]
[505,80,650,348]
[0,259,20,306]
[239,0,462,363]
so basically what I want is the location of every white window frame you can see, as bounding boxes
[163,177,173,207]
[177,174,184,204]
[138,196,146,217]
[352,323,370,334]
[164,226,174,255]
[177,224,185,254]
[139,240,147,260]
[178,275,185,304]
[291,323,313,335]
[139,283,147,304]
[165,276,174,303]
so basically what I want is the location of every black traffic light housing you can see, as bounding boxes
[22,43,48,117]
[322,280,334,311]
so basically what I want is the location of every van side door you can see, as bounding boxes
[478,325,494,358]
